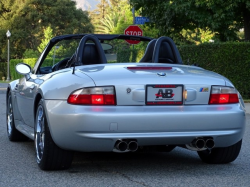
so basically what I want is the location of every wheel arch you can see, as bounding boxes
[6,87,10,102]
[33,93,42,121]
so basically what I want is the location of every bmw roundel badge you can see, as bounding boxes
[157,72,166,76]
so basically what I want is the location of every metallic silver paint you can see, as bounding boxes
[9,62,246,153]
[44,100,245,152]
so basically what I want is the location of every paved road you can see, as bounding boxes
[0,84,249,187]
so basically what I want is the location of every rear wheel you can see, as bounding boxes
[35,99,73,170]
[197,140,242,164]
[6,92,27,141]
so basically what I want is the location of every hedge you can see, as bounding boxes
[10,58,37,80]
[178,42,250,99]
[117,49,145,62]
[0,62,7,78]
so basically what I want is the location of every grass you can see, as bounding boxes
[0,80,10,83]
[244,100,250,103]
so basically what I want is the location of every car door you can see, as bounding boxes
[15,75,39,127]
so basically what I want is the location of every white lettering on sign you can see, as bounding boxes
[125,31,142,36]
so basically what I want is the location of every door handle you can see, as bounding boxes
[29,84,35,90]
[14,84,19,90]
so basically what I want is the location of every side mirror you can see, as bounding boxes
[15,63,31,80]
[15,63,31,75]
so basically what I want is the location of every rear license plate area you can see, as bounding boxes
[146,85,183,105]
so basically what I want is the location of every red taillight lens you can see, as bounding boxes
[209,86,239,104]
[67,87,116,105]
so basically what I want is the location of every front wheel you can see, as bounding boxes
[197,140,242,164]
[35,99,73,170]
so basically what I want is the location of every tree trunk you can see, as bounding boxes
[243,5,250,41]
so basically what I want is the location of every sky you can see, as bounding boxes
[74,0,99,10]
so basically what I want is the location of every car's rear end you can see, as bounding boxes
[45,63,245,164]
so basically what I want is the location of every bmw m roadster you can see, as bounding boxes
[6,34,246,170]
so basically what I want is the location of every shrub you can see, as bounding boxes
[0,62,7,77]
[117,48,145,62]
[0,71,4,78]
[179,42,250,99]
[23,49,40,58]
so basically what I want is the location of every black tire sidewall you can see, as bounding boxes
[198,139,242,164]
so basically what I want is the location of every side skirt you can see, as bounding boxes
[15,119,34,140]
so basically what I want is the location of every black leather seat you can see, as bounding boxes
[81,43,101,65]
[158,42,175,63]
[140,37,181,64]
[67,35,107,68]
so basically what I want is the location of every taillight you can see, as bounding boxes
[67,86,116,105]
[209,86,239,104]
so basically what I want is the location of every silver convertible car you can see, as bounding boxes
[6,34,246,170]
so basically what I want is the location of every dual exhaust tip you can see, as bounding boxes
[192,138,215,150]
[115,140,138,152]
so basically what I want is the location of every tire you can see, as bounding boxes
[6,92,27,141]
[197,140,242,164]
[35,99,73,170]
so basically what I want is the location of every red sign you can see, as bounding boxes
[124,25,143,44]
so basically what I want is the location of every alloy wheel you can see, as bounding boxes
[35,105,45,162]
[7,96,13,135]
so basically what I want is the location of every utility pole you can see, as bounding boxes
[132,6,135,25]
[102,0,104,19]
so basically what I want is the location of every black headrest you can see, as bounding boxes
[139,39,156,62]
[158,42,175,63]
[140,40,175,63]
[81,43,101,65]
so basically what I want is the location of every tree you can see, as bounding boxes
[90,0,110,33]
[95,13,119,34]
[130,0,250,41]
[0,1,10,17]
[0,0,94,61]
[37,26,53,53]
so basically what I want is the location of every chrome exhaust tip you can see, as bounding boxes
[193,138,205,149]
[115,140,128,152]
[205,139,215,149]
[128,141,138,152]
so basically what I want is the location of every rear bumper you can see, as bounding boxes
[45,100,246,152]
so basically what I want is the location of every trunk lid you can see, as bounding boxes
[78,63,226,105]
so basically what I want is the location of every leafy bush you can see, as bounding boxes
[0,62,7,77]
[10,59,37,80]
[117,48,145,62]
[179,42,250,99]
[23,49,40,58]
[0,71,4,78]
